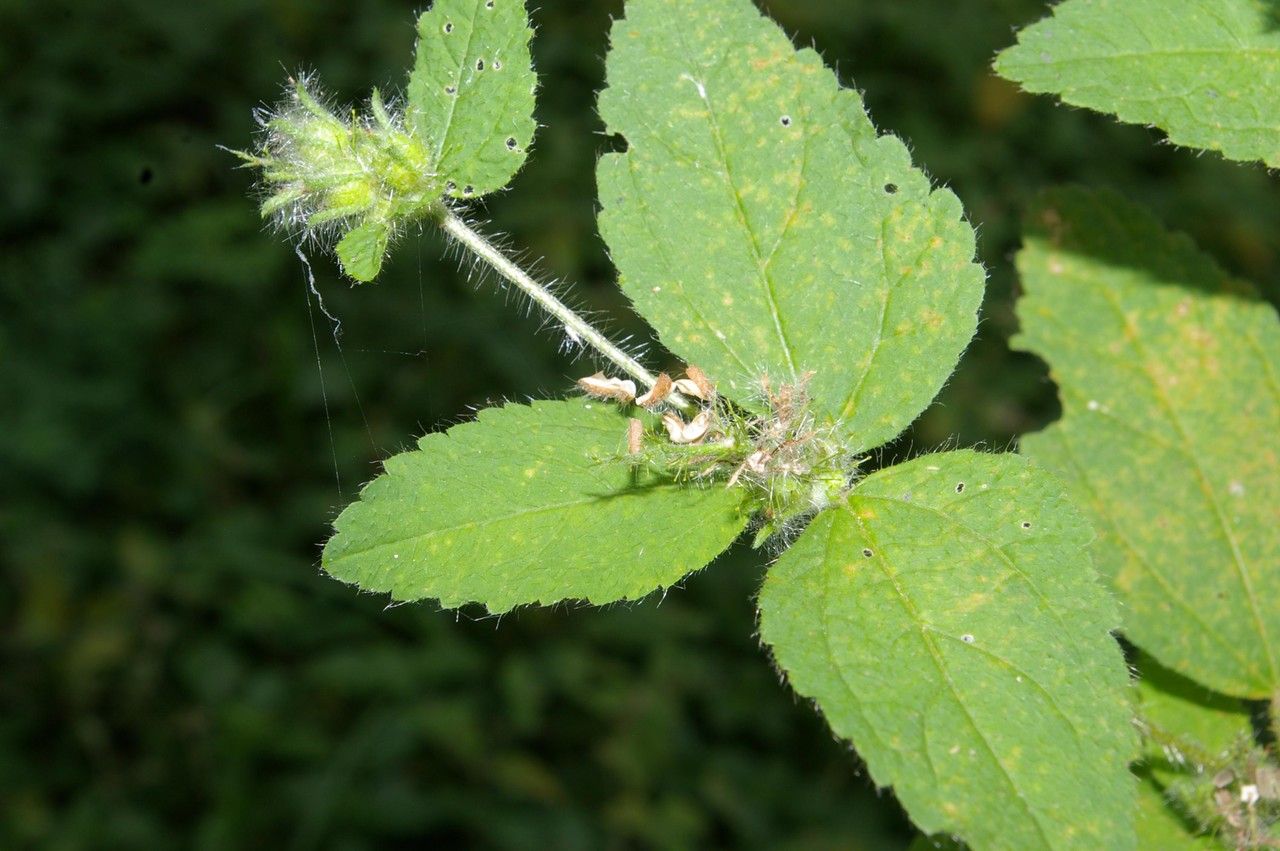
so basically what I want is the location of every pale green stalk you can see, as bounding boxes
[440,211,691,410]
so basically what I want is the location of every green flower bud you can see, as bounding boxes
[231,76,446,281]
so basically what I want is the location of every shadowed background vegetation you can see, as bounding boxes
[2,0,1277,848]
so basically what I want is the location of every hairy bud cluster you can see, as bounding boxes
[723,374,857,544]
[231,77,444,258]
[586,367,860,547]
[1176,750,1279,849]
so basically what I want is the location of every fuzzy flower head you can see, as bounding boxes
[232,76,445,280]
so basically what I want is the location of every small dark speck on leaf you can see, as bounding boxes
[445,85,457,95]
[955,482,965,493]
[961,634,975,644]
[884,183,898,194]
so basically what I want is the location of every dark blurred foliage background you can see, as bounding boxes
[1,0,1277,848]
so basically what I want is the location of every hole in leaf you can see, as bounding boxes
[443,21,453,33]
[779,115,791,127]
[884,183,898,194]
[476,58,485,71]
[445,180,457,193]
[506,137,518,150]
[955,482,965,493]
[462,184,475,195]
[961,634,975,644]
[486,0,495,6]
[492,59,502,70]
[1021,521,1032,529]
[445,85,457,95]
[862,548,873,558]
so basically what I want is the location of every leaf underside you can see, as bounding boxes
[407,0,536,198]
[323,400,749,613]
[1014,188,1280,698]
[760,450,1136,851]
[995,0,1280,167]
[597,0,983,453]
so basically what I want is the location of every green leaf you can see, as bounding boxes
[335,221,389,282]
[1013,187,1280,698]
[597,0,983,452]
[407,0,536,199]
[995,0,1280,167]
[322,399,748,613]
[1133,652,1253,849]
[759,450,1136,850]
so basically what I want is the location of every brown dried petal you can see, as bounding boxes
[685,365,715,399]
[661,410,713,445]
[682,410,713,444]
[627,418,644,455]
[661,412,687,443]
[577,372,637,403]
[636,372,673,408]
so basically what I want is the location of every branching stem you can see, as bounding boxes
[440,210,691,410]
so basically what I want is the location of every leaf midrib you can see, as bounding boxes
[619,155,755,379]
[855,492,1094,676]
[329,486,672,567]
[1092,285,1279,686]
[1047,424,1265,686]
[669,19,799,381]
[1007,45,1280,69]
[842,508,1058,850]
[699,91,798,379]
[430,0,483,167]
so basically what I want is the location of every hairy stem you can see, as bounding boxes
[440,211,690,409]
[1137,716,1217,768]
[1272,689,1279,750]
